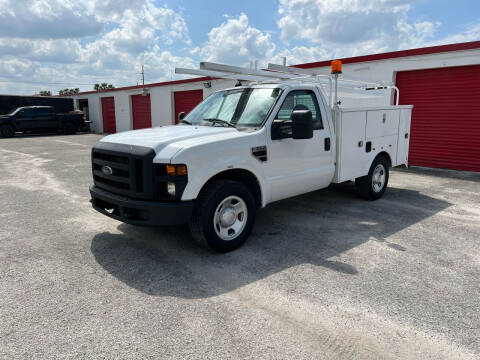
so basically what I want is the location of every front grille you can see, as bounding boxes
[91,142,155,199]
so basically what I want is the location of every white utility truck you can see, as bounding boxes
[90,61,412,252]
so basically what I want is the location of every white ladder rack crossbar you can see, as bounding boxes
[200,62,305,80]
[175,67,276,82]
[174,61,400,106]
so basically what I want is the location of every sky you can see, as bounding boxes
[0,0,478,95]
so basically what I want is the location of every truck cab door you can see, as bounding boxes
[16,109,36,130]
[265,88,335,202]
[36,108,57,129]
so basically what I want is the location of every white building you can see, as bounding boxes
[71,41,480,172]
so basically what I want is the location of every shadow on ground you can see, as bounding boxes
[91,182,450,298]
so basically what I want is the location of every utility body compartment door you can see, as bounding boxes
[395,108,412,166]
[265,87,335,202]
[334,110,369,182]
[366,110,399,138]
[334,106,412,183]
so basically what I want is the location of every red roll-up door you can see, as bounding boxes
[174,89,203,124]
[396,65,480,172]
[101,97,116,134]
[132,94,152,129]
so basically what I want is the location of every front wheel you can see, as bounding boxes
[1,124,15,138]
[189,180,256,252]
[355,155,389,200]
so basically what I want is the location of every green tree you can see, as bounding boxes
[58,88,80,96]
[94,83,115,91]
[39,90,51,96]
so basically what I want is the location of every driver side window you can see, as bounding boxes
[271,90,322,140]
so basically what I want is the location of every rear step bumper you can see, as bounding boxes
[90,185,193,226]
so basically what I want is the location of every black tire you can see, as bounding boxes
[189,180,256,253]
[355,155,389,200]
[63,122,76,135]
[1,124,15,138]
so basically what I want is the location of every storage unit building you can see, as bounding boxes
[71,41,480,172]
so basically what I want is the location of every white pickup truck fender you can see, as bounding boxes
[169,128,269,206]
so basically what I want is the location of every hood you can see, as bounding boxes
[99,125,241,159]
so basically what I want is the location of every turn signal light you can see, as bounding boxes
[176,165,187,176]
[166,165,176,176]
[331,60,342,74]
[166,164,188,176]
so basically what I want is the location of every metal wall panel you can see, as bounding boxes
[101,97,116,134]
[131,94,152,130]
[396,65,480,172]
[173,89,203,124]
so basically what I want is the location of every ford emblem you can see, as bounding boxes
[101,165,113,176]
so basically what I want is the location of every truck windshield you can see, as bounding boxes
[184,88,281,128]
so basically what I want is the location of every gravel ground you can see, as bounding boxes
[1,133,479,359]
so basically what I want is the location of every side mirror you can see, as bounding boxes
[291,110,313,139]
[177,112,186,122]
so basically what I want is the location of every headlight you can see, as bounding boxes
[167,182,176,196]
[154,164,188,200]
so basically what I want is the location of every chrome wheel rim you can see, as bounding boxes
[213,195,248,241]
[372,164,386,193]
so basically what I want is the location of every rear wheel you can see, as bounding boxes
[355,155,389,200]
[189,180,256,252]
[63,122,76,135]
[1,124,15,138]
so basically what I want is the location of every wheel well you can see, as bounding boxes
[377,151,392,167]
[199,169,262,208]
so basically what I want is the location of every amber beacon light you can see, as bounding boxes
[331,60,343,74]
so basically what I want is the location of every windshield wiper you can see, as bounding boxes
[179,119,192,125]
[203,118,237,128]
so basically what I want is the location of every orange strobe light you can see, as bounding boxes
[331,60,342,74]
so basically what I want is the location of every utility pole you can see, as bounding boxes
[141,65,145,86]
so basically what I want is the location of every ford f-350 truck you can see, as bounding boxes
[90,61,412,252]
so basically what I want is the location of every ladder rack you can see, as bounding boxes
[175,61,400,107]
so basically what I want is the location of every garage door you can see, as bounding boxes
[101,97,116,134]
[174,89,203,124]
[132,94,152,129]
[396,65,480,172]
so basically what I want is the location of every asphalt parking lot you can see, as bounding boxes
[1,133,479,359]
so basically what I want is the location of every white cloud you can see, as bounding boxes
[200,13,276,66]
[272,46,331,66]
[0,1,477,95]
[0,0,193,94]
[0,0,103,38]
[0,38,82,63]
[276,0,440,57]
[427,23,480,46]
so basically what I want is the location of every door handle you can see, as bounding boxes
[324,137,331,151]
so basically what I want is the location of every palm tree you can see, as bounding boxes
[94,83,115,91]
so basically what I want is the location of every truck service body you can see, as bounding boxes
[90,61,412,252]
